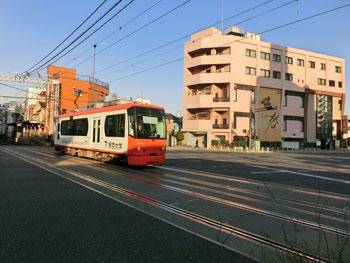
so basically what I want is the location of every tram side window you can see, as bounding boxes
[75,119,88,136]
[105,114,125,137]
[61,118,88,136]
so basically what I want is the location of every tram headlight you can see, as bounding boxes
[137,147,141,151]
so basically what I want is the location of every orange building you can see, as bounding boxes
[42,65,109,134]
[47,65,109,114]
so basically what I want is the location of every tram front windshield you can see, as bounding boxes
[128,107,166,139]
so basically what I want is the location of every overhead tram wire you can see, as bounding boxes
[101,0,296,78]
[101,44,184,79]
[91,0,279,74]
[108,3,350,83]
[64,0,165,67]
[27,0,126,75]
[30,0,135,76]
[21,0,109,75]
[71,0,193,69]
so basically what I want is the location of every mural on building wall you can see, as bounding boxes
[258,87,281,142]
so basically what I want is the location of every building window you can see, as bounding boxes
[283,94,287,107]
[245,67,256,75]
[233,88,237,102]
[285,73,293,81]
[260,69,270,78]
[317,78,326,86]
[300,120,304,132]
[321,63,326,70]
[273,71,281,79]
[339,81,343,88]
[246,49,256,58]
[329,80,335,87]
[301,97,304,108]
[283,119,287,131]
[260,52,270,60]
[309,61,315,68]
[251,91,255,104]
[297,59,304,66]
[285,56,293,64]
[338,100,342,111]
[273,54,281,62]
[335,66,342,73]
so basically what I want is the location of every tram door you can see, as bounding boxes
[91,118,103,149]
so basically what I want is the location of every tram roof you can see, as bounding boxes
[57,103,164,119]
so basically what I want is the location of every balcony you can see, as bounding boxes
[184,72,231,86]
[213,97,230,102]
[212,124,229,129]
[185,55,231,69]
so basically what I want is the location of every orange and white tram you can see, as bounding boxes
[54,103,167,166]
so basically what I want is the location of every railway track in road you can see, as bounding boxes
[2,147,342,263]
[20,147,350,221]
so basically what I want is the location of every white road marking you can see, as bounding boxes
[246,164,350,184]
[249,171,282,174]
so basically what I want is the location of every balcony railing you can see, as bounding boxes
[77,74,109,89]
[213,97,230,102]
[212,124,229,129]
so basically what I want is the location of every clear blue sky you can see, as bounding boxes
[1,0,349,116]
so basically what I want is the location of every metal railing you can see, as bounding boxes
[212,124,229,129]
[76,74,109,89]
[213,97,230,102]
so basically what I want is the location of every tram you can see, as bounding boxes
[54,103,167,166]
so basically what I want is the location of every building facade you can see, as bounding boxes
[22,66,110,137]
[182,27,345,149]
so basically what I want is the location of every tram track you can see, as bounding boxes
[20,147,350,220]
[6,147,350,238]
[1,147,336,263]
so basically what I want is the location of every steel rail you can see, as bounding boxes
[1,147,332,263]
[7,147,350,239]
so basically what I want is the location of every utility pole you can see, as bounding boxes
[91,44,97,104]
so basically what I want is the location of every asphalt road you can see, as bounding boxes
[1,145,350,262]
[0,146,252,263]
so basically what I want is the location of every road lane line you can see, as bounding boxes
[246,164,350,184]
[5,147,350,238]
[0,148,334,262]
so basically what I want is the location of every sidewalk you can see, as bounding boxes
[167,145,350,154]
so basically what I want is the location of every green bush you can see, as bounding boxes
[303,142,316,148]
[175,131,184,142]
[211,140,219,146]
[220,139,229,146]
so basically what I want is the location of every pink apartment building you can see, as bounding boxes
[182,27,345,149]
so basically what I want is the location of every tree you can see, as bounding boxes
[176,131,184,144]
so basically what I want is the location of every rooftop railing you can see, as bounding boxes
[76,74,109,89]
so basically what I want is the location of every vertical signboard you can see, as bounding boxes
[257,87,281,142]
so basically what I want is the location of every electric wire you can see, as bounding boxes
[108,3,350,83]
[21,0,109,75]
[71,0,193,69]
[93,0,279,74]
[101,0,296,78]
[27,0,126,75]
[64,0,164,67]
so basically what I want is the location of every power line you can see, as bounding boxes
[64,0,164,66]
[108,3,350,83]
[72,0,192,69]
[100,0,295,77]
[94,0,278,74]
[27,0,126,75]
[22,0,109,75]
